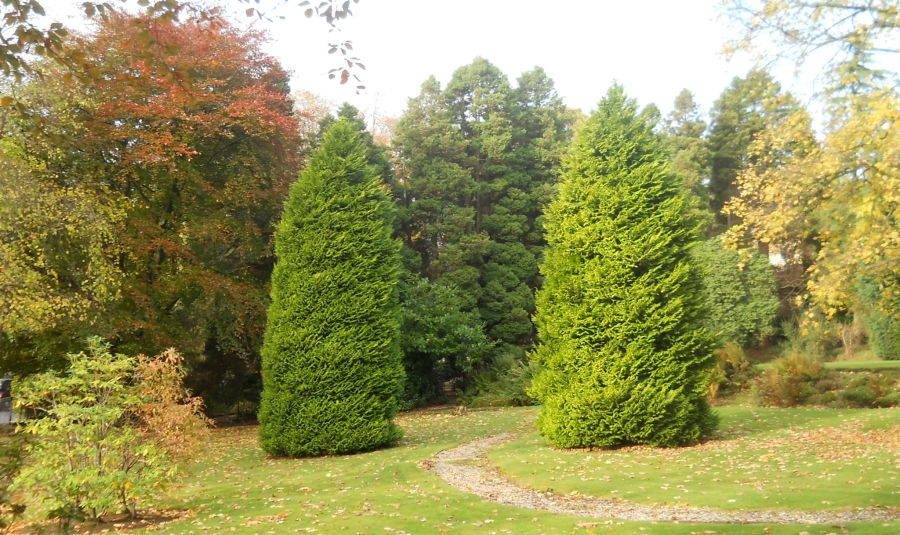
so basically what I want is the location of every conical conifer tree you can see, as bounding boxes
[259,120,404,456]
[530,85,716,448]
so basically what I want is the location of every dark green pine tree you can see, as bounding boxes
[662,89,714,231]
[258,120,404,456]
[393,59,574,383]
[708,69,801,227]
[530,85,717,448]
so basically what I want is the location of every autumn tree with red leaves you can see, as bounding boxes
[0,12,304,411]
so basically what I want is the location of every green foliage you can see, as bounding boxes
[11,338,207,525]
[399,275,492,407]
[393,60,575,393]
[530,85,716,448]
[464,350,540,408]
[258,120,404,457]
[707,69,802,227]
[1,14,302,409]
[693,237,780,347]
[780,316,842,359]
[858,278,900,360]
[0,434,27,531]
[708,342,759,400]
[753,352,824,407]
[662,89,714,230]
[0,144,124,341]
[318,103,393,182]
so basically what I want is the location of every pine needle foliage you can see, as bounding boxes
[530,85,717,448]
[258,121,404,456]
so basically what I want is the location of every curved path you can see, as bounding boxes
[420,433,900,524]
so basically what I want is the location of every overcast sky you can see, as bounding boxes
[41,0,825,123]
[260,0,762,118]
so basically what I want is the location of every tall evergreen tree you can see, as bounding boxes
[663,89,713,229]
[393,60,574,399]
[530,85,716,448]
[317,103,393,183]
[258,120,403,456]
[708,69,801,227]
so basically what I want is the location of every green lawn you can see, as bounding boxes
[490,407,899,512]
[756,359,900,370]
[124,406,900,535]
[824,360,900,370]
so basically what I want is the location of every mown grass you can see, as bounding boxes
[824,360,900,370]
[756,359,900,370]
[491,407,899,513]
[128,406,900,535]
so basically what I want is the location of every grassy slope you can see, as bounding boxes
[756,358,900,371]
[491,407,899,512]
[824,360,900,370]
[139,406,899,535]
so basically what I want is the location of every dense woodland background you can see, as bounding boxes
[1,0,897,416]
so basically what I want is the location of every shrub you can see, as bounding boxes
[258,121,404,456]
[11,339,208,526]
[858,277,900,360]
[835,373,898,408]
[133,349,211,459]
[753,352,824,407]
[399,276,493,408]
[0,435,26,531]
[530,85,716,448]
[465,350,540,408]
[780,317,841,359]
[708,342,759,400]
[693,237,780,347]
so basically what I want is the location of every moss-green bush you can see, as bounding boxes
[693,237,780,347]
[529,85,716,448]
[258,121,404,456]
[858,277,900,360]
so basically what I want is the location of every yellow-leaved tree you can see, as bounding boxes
[724,0,899,357]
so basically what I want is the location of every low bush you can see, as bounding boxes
[12,338,208,527]
[754,353,899,408]
[708,342,759,400]
[753,352,824,407]
[831,372,899,408]
[464,350,540,408]
[0,434,26,532]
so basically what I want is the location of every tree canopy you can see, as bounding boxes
[1,12,302,408]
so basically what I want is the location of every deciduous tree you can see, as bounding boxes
[1,13,302,410]
[723,1,899,335]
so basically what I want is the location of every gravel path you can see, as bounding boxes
[421,433,900,524]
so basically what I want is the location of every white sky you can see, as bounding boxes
[260,0,763,119]
[39,0,826,123]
